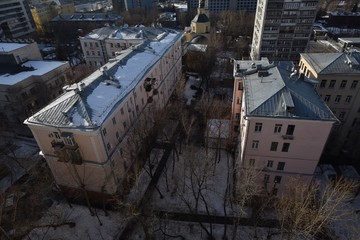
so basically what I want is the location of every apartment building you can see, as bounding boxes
[188,0,257,13]
[80,26,166,67]
[25,29,183,198]
[0,40,72,135]
[299,52,360,160]
[250,0,318,61]
[0,0,36,39]
[232,58,336,195]
[30,0,75,36]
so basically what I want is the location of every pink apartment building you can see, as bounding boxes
[25,29,184,199]
[232,58,337,195]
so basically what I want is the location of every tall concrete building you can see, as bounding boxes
[188,0,257,13]
[250,0,318,61]
[0,0,36,39]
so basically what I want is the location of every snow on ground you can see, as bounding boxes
[27,202,125,240]
[149,146,239,216]
[318,40,342,52]
[0,139,40,193]
[184,76,200,105]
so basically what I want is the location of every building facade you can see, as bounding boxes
[299,52,360,160]
[112,0,155,13]
[30,1,75,36]
[80,26,165,67]
[250,0,318,61]
[187,0,257,13]
[232,58,336,195]
[25,29,183,198]
[0,0,36,39]
[0,41,72,135]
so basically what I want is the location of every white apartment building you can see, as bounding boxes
[80,26,167,68]
[0,0,36,39]
[25,29,183,198]
[250,0,318,61]
[232,58,337,195]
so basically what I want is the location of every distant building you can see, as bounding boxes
[0,0,36,39]
[112,0,155,13]
[299,52,360,160]
[232,58,337,195]
[250,0,318,61]
[80,26,166,67]
[186,0,210,44]
[0,40,72,135]
[25,29,183,198]
[30,0,75,36]
[50,13,123,44]
[328,11,360,28]
[187,0,257,13]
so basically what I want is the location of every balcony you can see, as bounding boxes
[51,140,82,164]
[282,135,294,140]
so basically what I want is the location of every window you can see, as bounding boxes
[272,188,278,196]
[324,95,331,102]
[270,142,278,151]
[339,112,346,119]
[237,97,241,104]
[123,122,127,129]
[84,42,87,47]
[274,124,282,133]
[255,123,262,132]
[334,95,341,103]
[112,117,116,125]
[320,80,327,88]
[116,131,119,139]
[329,80,336,88]
[249,159,255,166]
[264,174,270,183]
[107,143,111,150]
[340,80,347,89]
[345,95,352,103]
[351,80,358,89]
[54,132,60,139]
[102,128,107,136]
[120,108,124,115]
[274,176,282,183]
[286,125,295,135]
[282,143,290,152]
[238,82,243,90]
[235,113,240,120]
[252,140,259,149]
[277,162,285,170]
[267,160,273,168]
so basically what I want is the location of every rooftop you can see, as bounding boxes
[0,42,29,53]
[52,13,122,22]
[26,29,182,129]
[83,26,167,41]
[236,58,337,121]
[0,61,68,86]
[300,52,360,74]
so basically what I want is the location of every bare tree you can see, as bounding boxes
[274,177,358,240]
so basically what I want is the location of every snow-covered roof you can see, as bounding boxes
[0,42,28,53]
[26,29,182,129]
[0,61,68,86]
[237,59,337,121]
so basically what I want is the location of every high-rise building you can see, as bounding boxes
[0,0,36,39]
[187,0,257,13]
[231,58,336,195]
[250,0,318,61]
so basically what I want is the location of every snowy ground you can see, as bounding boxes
[184,76,201,105]
[27,202,125,240]
[0,138,41,193]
